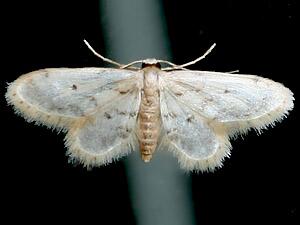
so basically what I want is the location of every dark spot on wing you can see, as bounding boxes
[167,129,179,141]
[174,91,183,96]
[72,84,77,90]
[119,89,129,94]
[89,96,98,107]
[169,112,177,118]
[129,112,137,117]
[117,126,132,139]
[224,89,230,93]
[116,109,127,115]
[104,112,112,119]
[186,115,194,122]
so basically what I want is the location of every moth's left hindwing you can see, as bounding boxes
[65,86,141,167]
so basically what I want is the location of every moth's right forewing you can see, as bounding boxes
[161,71,294,136]
[6,68,140,130]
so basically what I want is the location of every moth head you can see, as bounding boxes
[141,58,161,69]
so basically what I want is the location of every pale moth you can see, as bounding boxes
[6,40,294,172]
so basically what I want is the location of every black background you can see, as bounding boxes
[1,1,298,224]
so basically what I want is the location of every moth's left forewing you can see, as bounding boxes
[6,68,140,131]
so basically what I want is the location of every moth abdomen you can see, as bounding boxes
[138,68,161,162]
[138,111,160,162]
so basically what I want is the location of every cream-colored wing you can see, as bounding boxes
[65,87,141,167]
[159,89,231,172]
[161,71,294,136]
[6,68,141,130]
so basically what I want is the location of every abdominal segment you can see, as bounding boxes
[138,68,161,162]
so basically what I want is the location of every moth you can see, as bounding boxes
[6,40,294,172]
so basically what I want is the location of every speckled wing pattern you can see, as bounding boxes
[6,67,294,172]
[159,71,294,171]
[6,68,142,167]
[159,88,230,171]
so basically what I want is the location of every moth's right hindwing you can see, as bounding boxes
[159,88,231,171]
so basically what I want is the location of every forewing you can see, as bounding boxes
[65,87,141,167]
[6,68,141,129]
[159,89,231,171]
[161,71,294,135]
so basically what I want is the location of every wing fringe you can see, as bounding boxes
[225,85,294,138]
[160,124,232,172]
[5,74,77,132]
[64,121,138,168]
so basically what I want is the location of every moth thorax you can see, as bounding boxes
[141,58,161,69]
